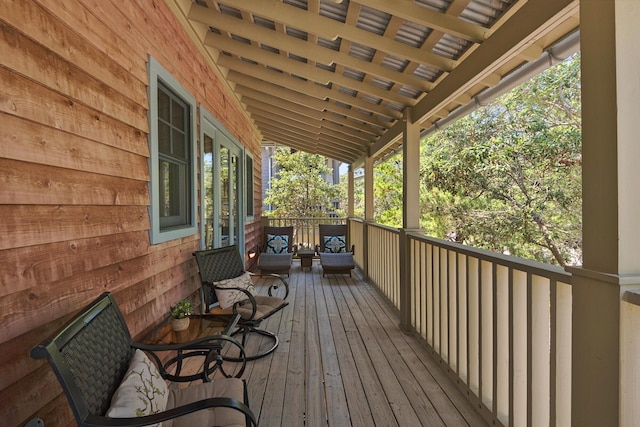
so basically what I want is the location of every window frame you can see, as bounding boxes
[245,151,255,221]
[148,56,198,244]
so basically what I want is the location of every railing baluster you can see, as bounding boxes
[263,219,573,427]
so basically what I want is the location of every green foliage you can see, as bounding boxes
[421,54,582,266]
[170,299,194,319]
[355,54,582,266]
[264,148,343,218]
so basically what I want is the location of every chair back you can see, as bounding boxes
[30,293,134,423]
[262,226,294,253]
[318,224,352,253]
[193,245,246,311]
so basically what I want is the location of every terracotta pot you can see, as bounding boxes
[171,317,190,332]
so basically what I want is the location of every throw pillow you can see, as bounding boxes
[214,271,256,309]
[107,349,168,426]
[266,234,289,253]
[324,235,347,253]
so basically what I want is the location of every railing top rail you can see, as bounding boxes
[366,221,400,234]
[407,230,571,283]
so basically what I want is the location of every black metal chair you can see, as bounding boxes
[316,224,356,277]
[257,225,295,276]
[193,245,290,361]
[30,292,256,427]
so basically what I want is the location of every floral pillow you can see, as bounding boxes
[106,349,168,426]
[214,271,256,309]
[324,235,347,253]
[266,234,289,253]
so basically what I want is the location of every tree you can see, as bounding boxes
[422,54,582,266]
[345,54,582,266]
[264,147,342,218]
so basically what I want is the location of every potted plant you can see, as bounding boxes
[169,299,194,331]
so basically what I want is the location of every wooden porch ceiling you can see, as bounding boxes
[168,0,579,164]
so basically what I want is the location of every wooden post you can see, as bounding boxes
[400,108,421,332]
[572,1,640,425]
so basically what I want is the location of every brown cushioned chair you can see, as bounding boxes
[30,292,256,427]
[193,245,289,361]
[257,225,295,276]
[316,224,356,277]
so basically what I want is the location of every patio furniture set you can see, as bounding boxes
[257,224,355,277]
[30,224,355,426]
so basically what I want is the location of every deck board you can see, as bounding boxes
[199,258,489,426]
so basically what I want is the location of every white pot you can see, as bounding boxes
[171,317,190,331]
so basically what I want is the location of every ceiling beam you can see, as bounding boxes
[410,0,578,127]
[356,0,488,42]
[207,32,414,105]
[234,81,392,128]
[226,0,457,71]
[188,4,433,92]
[225,63,402,119]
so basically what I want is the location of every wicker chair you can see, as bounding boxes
[317,224,356,277]
[30,292,256,427]
[257,225,295,276]
[193,245,289,361]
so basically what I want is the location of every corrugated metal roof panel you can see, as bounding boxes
[342,68,365,82]
[349,42,376,62]
[319,0,348,22]
[395,20,431,48]
[381,55,409,73]
[356,6,390,36]
[317,36,341,51]
[286,27,308,41]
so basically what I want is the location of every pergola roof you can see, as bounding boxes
[169,0,579,164]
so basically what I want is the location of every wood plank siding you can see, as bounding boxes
[0,1,262,425]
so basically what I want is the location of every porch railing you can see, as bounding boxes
[263,217,573,425]
[347,218,572,427]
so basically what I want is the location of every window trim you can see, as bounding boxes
[245,151,255,221]
[148,56,198,244]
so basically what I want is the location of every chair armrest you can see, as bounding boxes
[133,334,247,381]
[84,394,257,426]
[248,272,290,300]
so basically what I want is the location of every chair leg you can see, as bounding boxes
[224,326,279,362]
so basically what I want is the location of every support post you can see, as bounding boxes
[572,2,640,425]
[363,155,374,280]
[400,108,421,331]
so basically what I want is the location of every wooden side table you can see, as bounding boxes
[298,249,316,270]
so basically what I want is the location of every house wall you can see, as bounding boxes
[0,0,262,425]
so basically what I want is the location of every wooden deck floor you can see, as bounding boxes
[198,258,488,426]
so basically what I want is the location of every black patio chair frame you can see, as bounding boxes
[30,292,256,427]
[193,245,290,361]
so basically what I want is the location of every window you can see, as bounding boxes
[245,153,254,219]
[148,57,197,244]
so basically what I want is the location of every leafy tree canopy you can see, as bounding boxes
[348,54,582,266]
[264,147,342,218]
[421,54,582,266]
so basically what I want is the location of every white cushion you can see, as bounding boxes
[214,271,256,309]
[265,234,289,253]
[107,349,168,426]
[324,235,347,253]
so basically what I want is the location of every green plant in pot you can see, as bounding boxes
[170,299,194,331]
